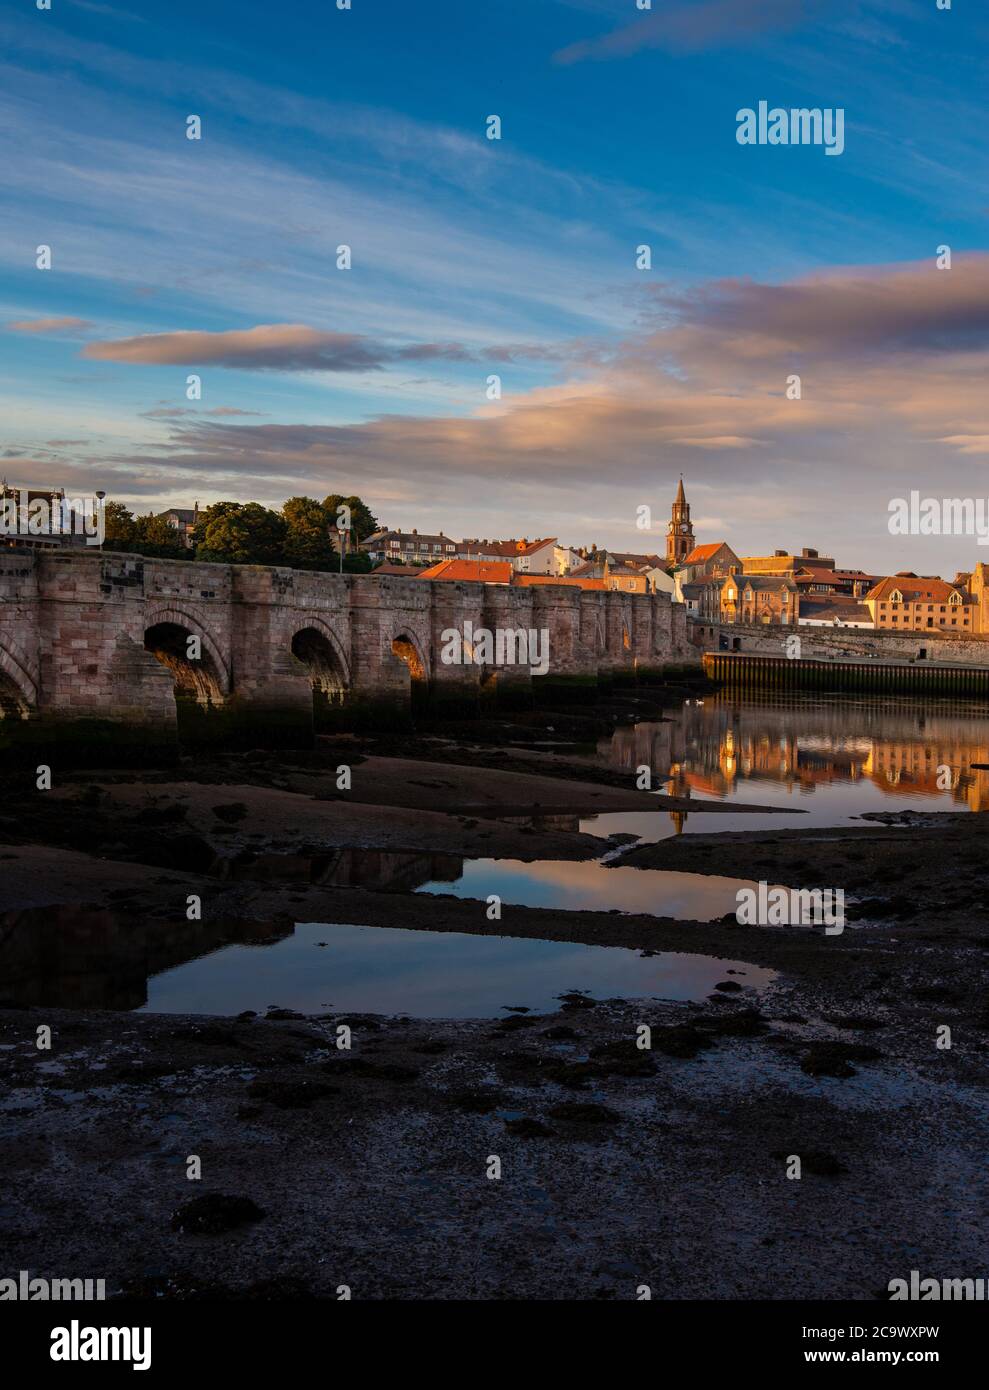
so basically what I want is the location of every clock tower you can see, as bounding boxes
[666,476,694,566]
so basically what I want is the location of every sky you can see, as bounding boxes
[2,0,988,573]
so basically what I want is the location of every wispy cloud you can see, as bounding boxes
[554,0,828,65]
[6,316,93,334]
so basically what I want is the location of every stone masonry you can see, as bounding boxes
[0,549,693,755]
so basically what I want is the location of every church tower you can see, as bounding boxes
[666,476,695,566]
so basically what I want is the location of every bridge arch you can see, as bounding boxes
[391,628,430,684]
[0,642,36,718]
[291,620,350,724]
[143,607,230,707]
[141,606,230,695]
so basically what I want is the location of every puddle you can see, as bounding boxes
[138,921,775,1018]
[417,857,769,921]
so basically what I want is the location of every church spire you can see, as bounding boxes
[666,476,695,566]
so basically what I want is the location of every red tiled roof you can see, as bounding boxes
[415,559,513,583]
[682,542,728,564]
[866,576,971,603]
[513,575,607,590]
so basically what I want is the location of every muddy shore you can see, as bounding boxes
[2,694,988,1300]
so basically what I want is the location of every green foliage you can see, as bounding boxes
[342,550,373,573]
[322,494,379,543]
[102,500,138,546]
[282,495,335,570]
[195,502,288,566]
[97,492,382,569]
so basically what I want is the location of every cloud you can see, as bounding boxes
[554,0,826,65]
[84,325,403,372]
[81,324,563,374]
[644,255,989,363]
[6,316,93,334]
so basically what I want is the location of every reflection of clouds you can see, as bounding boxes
[143,922,775,1019]
[425,858,758,922]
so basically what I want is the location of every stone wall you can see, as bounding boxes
[697,620,989,665]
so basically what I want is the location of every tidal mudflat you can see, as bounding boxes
[2,690,988,1299]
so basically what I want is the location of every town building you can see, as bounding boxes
[458,536,559,574]
[793,564,879,599]
[798,596,874,628]
[156,505,200,548]
[742,547,836,576]
[863,574,976,632]
[719,573,800,625]
[570,553,651,594]
[675,541,741,588]
[362,529,458,565]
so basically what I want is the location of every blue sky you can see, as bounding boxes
[2,0,988,571]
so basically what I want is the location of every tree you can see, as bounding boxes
[321,494,380,544]
[282,496,335,570]
[102,501,138,548]
[189,501,240,552]
[194,502,287,566]
[130,512,187,558]
[342,550,373,574]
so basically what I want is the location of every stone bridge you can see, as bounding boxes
[0,549,692,759]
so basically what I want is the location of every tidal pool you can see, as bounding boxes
[140,921,776,1018]
[416,857,767,921]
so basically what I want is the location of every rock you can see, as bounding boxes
[800,1041,882,1078]
[246,1077,339,1109]
[170,1193,265,1235]
[557,991,598,1011]
[450,1088,504,1114]
[337,1058,419,1082]
[652,1025,714,1059]
[548,1102,621,1126]
[504,1117,555,1138]
[541,1025,581,1040]
[714,980,743,993]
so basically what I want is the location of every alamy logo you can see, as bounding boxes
[0,1269,106,1301]
[736,882,845,935]
[889,1270,988,1300]
[888,491,989,545]
[0,490,105,546]
[440,621,550,676]
[736,102,845,156]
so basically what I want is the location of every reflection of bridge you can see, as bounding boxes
[0,906,293,1010]
[0,849,464,1009]
[0,549,690,757]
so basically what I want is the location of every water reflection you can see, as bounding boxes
[141,921,777,1018]
[0,905,292,1010]
[0,907,776,1017]
[596,692,989,836]
[417,857,767,921]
